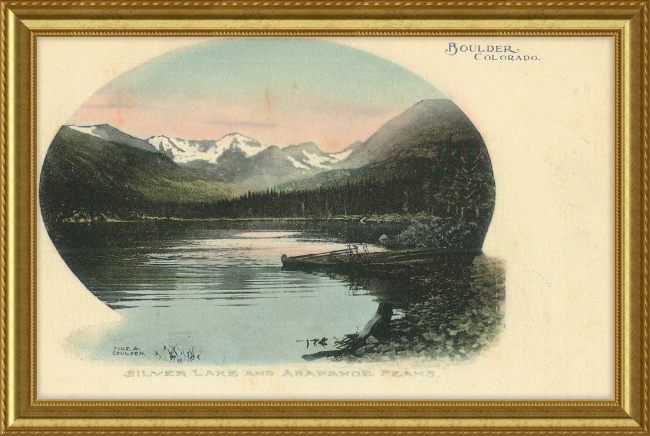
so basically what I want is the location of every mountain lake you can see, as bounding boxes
[47,220,505,365]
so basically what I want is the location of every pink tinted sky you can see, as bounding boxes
[67,38,444,152]
[69,93,405,152]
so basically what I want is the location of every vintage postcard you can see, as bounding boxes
[36,36,615,400]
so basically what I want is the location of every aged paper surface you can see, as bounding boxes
[37,37,614,399]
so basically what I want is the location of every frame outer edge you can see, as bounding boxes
[640,1,649,431]
[4,4,32,432]
[0,2,645,434]
[1,2,5,433]
[622,3,648,430]
[641,2,650,432]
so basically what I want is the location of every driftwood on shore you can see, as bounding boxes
[281,248,480,278]
[301,349,344,361]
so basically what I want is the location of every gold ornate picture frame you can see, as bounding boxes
[1,1,648,434]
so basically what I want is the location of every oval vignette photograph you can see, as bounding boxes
[40,38,503,366]
[36,36,614,401]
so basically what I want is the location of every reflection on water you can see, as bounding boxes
[48,221,505,365]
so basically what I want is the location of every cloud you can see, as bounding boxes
[200,119,278,129]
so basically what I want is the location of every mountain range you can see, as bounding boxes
[41,99,496,248]
[280,99,493,194]
[70,125,358,191]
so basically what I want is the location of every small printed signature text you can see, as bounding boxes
[113,346,146,356]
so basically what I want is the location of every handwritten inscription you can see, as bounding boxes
[446,43,539,62]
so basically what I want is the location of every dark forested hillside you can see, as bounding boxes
[274,99,496,243]
[200,154,493,223]
[40,98,496,251]
[39,127,241,223]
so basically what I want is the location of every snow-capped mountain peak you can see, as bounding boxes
[147,132,267,163]
[214,133,265,157]
[149,135,186,153]
[330,148,353,162]
[66,124,158,153]
[68,125,102,137]
[64,123,358,190]
[279,141,354,169]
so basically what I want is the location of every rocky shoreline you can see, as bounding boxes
[306,255,506,362]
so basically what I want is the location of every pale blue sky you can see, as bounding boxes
[71,38,446,151]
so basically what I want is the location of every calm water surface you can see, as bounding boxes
[49,220,505,365]
[53,221,387,364]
